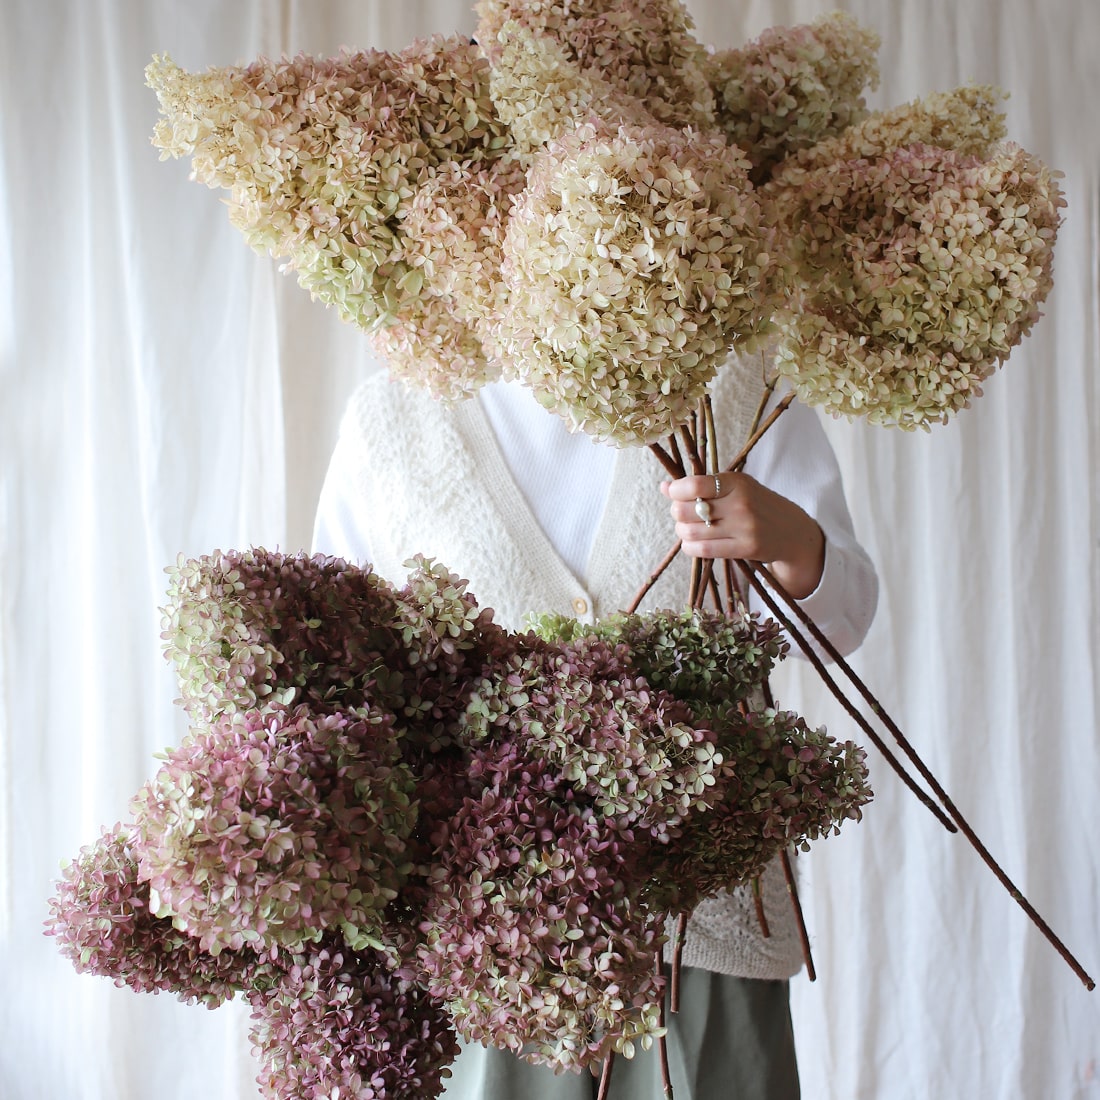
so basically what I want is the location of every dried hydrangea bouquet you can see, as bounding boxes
[46,1,1090,1098]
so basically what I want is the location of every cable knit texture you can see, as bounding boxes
[331,358,765,626]
[316,355,810,981]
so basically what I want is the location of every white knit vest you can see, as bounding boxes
[335,357,804,981]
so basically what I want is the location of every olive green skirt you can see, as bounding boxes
[438,968,800,1100]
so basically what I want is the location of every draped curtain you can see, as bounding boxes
[2,2,1097,1097]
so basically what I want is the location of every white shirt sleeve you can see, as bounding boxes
[742,389,878,658]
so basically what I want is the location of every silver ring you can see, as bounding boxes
[714,474,722,499]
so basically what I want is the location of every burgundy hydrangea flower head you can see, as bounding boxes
[54,539,875,1093]
[416,762,666,1071]
[44,822,274,1006]
[460,632,727,841]
[390,554,513,748]
[248,938,459,1100]
[644,707,873,911]
[161,549,407,724]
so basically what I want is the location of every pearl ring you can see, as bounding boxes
[693,475,724,526]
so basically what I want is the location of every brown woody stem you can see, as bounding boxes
[781,848,816,981]
[704,394,719,478]
[597,1050,615,1100]
[688,555,703,609]
[679,424,704,475]
[695,403,707,473]
[723,557,747,616]
[649,440,686,480]
[626,541,681,614]
[752,560,1097,992]
[733,558,957,832]
[747,368,777,440]
[726,391,795,474]
[705,566,722,611]
[667,431,685,474]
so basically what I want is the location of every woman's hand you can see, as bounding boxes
[660,472,826,600]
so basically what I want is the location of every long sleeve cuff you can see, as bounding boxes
[754,535,879,661]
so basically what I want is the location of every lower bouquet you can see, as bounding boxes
[47,549,870,1098]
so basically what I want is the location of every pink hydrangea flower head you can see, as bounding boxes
[646,708,872,909]
[130,706,417,955]
[416,772,666,1071]
[248,939,458,1100]
[460,634,727,841]
[770,83,1010,187]
[161,549,405,723]
[44,822,272,1006]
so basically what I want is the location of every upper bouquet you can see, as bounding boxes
[46,549,870,1097]
[147,0,1063,440]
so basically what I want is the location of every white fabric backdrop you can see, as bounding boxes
[2,2,1097,1097]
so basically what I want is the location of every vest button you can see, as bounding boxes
[572,597,589,616]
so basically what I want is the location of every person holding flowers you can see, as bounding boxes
[311,346,879,1099]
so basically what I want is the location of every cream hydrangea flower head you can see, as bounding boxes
[770,84,1010,186]
[148,4,1064,439]
[482,19,657,156]
[476,0,715,129]
[370,306,499,403]
[494,119,773,445]
[705,12,881,183]
[147,38,510,333]
[769,141,1065,429]
[376,155,527,400]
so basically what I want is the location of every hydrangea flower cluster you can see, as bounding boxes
[44,822,275,1007]
[481,20,656,156]
[496,119,773,444]
[530,610,870,911]
[460,635,721,840]
[162,549,502,745]
[416,767,668,1071]
[705,12,882,183]
[248,939,459,1100]
[147,37,510,335]
[773,84,1009,177]
[50,550,870,1096]
[380,155,527,399]
[645,708,871,907]
[475,0,716,130]
[148,0,1062,438]
[131,706,416,956]
[162,548,399,722]
[765,96,1065,427]
[531,606,788,709]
